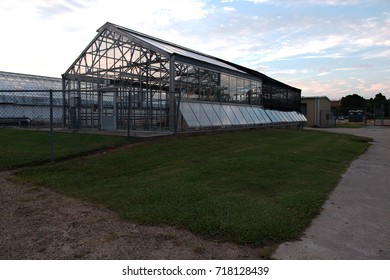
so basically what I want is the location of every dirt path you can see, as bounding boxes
[0,171,262,260]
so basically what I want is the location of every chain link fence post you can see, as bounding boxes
[50,89,54,163]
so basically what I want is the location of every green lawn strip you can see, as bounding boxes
[14,129,370,245]
[0,129,128,169]
[336,123,367,128]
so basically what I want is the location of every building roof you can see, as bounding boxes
[0,71,62,91]
[108,23,247,75]
[301,96,331,102]
[65,22,300,92]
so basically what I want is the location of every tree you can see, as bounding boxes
[373,93,389,117]
[340,94,366,116]
[365,98,375,117]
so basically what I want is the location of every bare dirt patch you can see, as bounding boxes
[0,171,263,260]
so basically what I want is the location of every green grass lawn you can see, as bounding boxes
[0,129,128,169]
[336,122,367,128]
[11,128,370,246]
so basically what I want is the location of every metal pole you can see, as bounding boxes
[169,55,176,133]
[127,90,131,142]
[61,76,66,128]
[50,89,54,163]
[176,90,181,133]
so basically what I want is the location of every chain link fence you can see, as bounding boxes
[0,89,172,134]
[0,90,63,129]
[0,90,64,162]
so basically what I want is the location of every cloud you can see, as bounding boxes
[1,0,389,99]
[35,3,73,17]
[223,6,236,11]
[244,0,377,6]
[290,71,390,99]
[0,0,211,76]
[366,83,390,94]
[14,0,92,18]
[299,79,352,98]
[247,35,346,64]
[334,66,372,72]
[267,69,314,75]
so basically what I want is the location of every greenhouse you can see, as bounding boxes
[0,71,63,126]
[0,71,62,91]
[63,22,306,132]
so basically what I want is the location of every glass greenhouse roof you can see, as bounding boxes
[180,101,306,129]
[0,71,62,91]
[111,23,248,75]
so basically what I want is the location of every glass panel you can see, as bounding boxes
[212,104,232,126]
[291,112,301,122]
[270,110,280,122]
[286,112,295,122]
[258,108,272,124]
[188,102,212,127]
[236,78,245,103]
[220,74,230,103]
[296,112,304,122]
[199,69,219,102]
[223,105,240,125]
[230,105,247,124]
[239,106,255,124]
[273,111,284,123]
[246,106,261,124]
[287,112,298,122]
[282,112,290,122]
[296,112,303,121]
[265,109,279,123]
[287,112,296,122]
[253,107,266,124]
[229,76,237,101]
[202,103,222,126]
[180,102,200,127]
[265,110,275,122]
[276,111,286,123]
[295,112,303,121]
[298,112,307,121]
[275,111,288,122]
[249,80,258,105]
[244,79,251,98]
[283,111,294,122]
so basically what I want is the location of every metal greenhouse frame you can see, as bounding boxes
[63,22,305,132]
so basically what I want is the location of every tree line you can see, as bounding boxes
[339,93,389,118]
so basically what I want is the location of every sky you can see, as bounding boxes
[1,0,389,100]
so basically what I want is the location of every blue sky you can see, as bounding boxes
[1,0,389,100]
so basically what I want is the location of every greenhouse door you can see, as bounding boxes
[99,91,117,131]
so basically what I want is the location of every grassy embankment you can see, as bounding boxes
[3,128,370,246]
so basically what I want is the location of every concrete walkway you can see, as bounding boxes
[273,126,390,259]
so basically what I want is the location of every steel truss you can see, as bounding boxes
[64,27,171,131]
